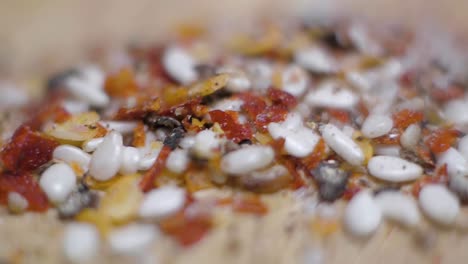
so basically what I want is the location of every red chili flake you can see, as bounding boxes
[159,210,212,247]
[326,108,350,124]
[1,126,59,172]
[284,159,306,189]
[254,104,289,131]
[25,103,71,130]
[392,109,424,130]
[425,128,460,154]
[300,139,327,171]
[411,164,449,197]
[431,84,464,103]
[238,92,267,120]
[372,128,401,145]
[139,145,172,192]
[104,68,138,98]
[342,174,363,200]
[266,88,297,108]
[114,97,161,120]
[209,110,252,143]
[0,172,49,212]
[357,101,370,118]
[232,195,268,215]
[132,122,146,147]
[144,46,175,83]
[399,70,417,87]
[159,98,206,118]
[414,145,435,167]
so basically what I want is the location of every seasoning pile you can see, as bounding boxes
[2,18,468,262]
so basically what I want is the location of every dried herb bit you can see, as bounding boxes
[313,162,349,202]
[144,113,182,130]
[57,182,97,219]
[163,127,185,150]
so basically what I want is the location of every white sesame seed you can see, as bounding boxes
[400,124,421,149]
[179,136,196,149]
[217,67,251,92]
[193,130,220,159]
[65,66,109,108]
[281,65,308,97]
[63,223,99,263]
[444,99,468,125]
[162,46,198,85]
[321,124,364,166]
[139,186,186,219]
[166,149,190,174]
[268,113,319,158]
[89,131,123,181]
[361,114,393,138]
[108,224,157,255]
[221,145,275,175]
[82,137,104,153]
[7,192,28,213]
[39,163,76,204]
[436,147,468,177]
[212,98,244,112]
[367,156,422,182]
[53,145,91,173]
[138,144,163,170]
[61,100,90,114]
[294,46,338,74]
[419,184,460,226]
[120,147,141,175]
[344,191,382,237]
[375,191,420,227]
[246,60,272,91]
[305,81,358,110]
[458,135,468,161]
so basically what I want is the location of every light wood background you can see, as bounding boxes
[1,0,468,75]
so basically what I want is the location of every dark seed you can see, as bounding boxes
[144,113,182,130]
[46,68,80,90]
[163,127,185,150]
[312,162,349,202]
[57,182,98,219]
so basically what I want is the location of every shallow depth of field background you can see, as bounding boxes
[0,0,467,75]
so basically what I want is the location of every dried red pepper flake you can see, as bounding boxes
[392,109,424,130]
[254,105,289,131]
[25,103,71,130]
[159,98,206,118]
[238,92,267,120]
[266,88,297,108]
[1,126,59,173]
[232,195,268,215]
[372,129,401,145]
[300,139,327,171]
[425,128,460,154]
[430,84,464,103]
[139,145,172,192]
[209,110,252,143]
[114,97,161,120]
[284,159,306,190]
[411,165,449,197]
[0,172,49,212]
[104,68,139,98]
[159,209,212,247]
[326,108,350,124]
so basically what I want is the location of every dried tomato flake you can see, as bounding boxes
[209,110,252,143]
[1,126,59,172]
[425,128,460,154]
[254,104,289,131]
[0,172,49,212]
[392,109,424,130]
